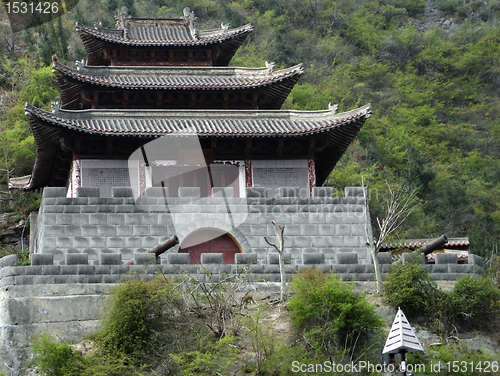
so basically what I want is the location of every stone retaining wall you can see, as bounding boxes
[34,186,374,265]
[0,249,484,286]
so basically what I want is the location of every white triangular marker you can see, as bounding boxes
[382,307,424,354]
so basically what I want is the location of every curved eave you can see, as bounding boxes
[13,108,63,190]
[77,23,253,66]
[24,104,371,138]
[53,62,304,110]
[22,103,370,190]
[77,23,253,46]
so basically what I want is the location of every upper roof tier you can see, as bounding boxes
[77,7,253,66]
[52,61,304,110]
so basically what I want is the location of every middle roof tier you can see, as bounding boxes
[53,62,304,111]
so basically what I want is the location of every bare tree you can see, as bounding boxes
[363,181,419,293]
[265,220,287,303]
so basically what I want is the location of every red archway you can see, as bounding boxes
[179,228,241,264]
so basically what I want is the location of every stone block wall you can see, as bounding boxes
[33,186,373,266]
[0,249,484,287]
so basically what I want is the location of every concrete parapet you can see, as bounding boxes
[345,187,365,198]
[235,253,258,264]
[76,187,100,198]
[468,254,483,267]
[312,187,334,198]
[112,187,134,197]
[212,187,234,197]
[0,254,18,268]
[42,187,67,198]
[377,252,391,264]
[201,253,223,264]
[167,253,191,264]
[134,253,156,265]
[179,187,201,198]
[31,254,54,266]
[266,253,291,264]
[436,253,457,264]
[66,253,89,265]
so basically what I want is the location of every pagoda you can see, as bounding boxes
[14,7,373,266]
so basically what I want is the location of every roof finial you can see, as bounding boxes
[265,61,275,73]
[221,22,230,31]
[328,103,339,114]
[119,6,129,17]
[183,7,197,38]
[75,59,85,71]
[51,101,59,113]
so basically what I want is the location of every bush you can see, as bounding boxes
[408,343,499,376]
[452,275,500,320]
[31,334,83,376]
[94,276,184,361]
[30,334,144,376]
[171,336,238,376]
[288,269,383,358]
[384,256,440,316]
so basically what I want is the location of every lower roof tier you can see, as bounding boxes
[14,104,371,190]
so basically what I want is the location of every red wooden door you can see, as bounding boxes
[179,231,240,264]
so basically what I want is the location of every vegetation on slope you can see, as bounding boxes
[2,0,500,258]
[28,267,500,376]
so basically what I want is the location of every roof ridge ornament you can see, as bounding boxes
[328,103,339,114]
[75,59,85,71]
[183,7,198,39]
[265,61,275,73]
[221,22,230,31]
[93,21,102,29]
[51,101,59,113]
[117,6,130,35]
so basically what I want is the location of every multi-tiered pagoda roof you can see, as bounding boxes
[13,7,371,195]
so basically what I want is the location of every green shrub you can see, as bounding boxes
[408,343,499,376]
[452,275,500,320]
[94,276,182,360]
[171,335,238,376]
[384,256,440,316]
[288,269,383,358]
[31,334,83,376]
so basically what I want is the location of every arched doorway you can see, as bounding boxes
[179,228,241,264]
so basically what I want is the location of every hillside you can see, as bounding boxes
[1,0,500,258]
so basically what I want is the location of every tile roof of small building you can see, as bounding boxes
[379,238,470,250]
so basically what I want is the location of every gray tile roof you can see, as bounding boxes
[53,62,303,89]
[25,104,370,137]
[19,103,371,190]
[76,21,253,46]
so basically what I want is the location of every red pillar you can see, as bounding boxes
[308,155,316,197]
[245,157,253,187]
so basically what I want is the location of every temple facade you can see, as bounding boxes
[15,7,374,265]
